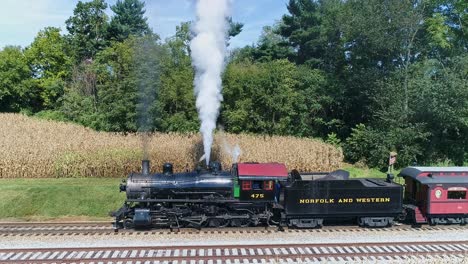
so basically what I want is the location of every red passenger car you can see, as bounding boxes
[399,167,468,225]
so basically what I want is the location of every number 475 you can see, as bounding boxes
[251,193,265,199]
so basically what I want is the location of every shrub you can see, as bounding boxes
[344,123,429,169]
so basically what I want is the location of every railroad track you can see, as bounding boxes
[0,241,467,263]
[0,222,467,236]
[0,222,111,236]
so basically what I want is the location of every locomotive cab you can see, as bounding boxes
[234,163,288,202]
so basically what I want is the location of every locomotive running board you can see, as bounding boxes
[126,199,240,203]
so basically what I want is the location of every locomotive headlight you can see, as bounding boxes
[435,189,442,199]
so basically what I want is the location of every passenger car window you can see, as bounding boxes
[447,191,467,199]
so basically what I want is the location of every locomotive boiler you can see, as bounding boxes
[123,160,232,200]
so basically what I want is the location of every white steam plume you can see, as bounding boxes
[218,128,242,163]
[190,0,231,165]
[222,139,242,164]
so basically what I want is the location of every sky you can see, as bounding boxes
[0,0,289,49]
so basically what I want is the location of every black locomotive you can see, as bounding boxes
[112,160,407,229]
[112,160,278,229]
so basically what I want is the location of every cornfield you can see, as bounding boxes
[0,113,343,178]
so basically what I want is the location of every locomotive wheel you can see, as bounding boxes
[231,214,251,227]
[185,220,206,229]
[209,209,230,227]
[123,218,134,229]
[177,220,190,228]
[209,217,230,227]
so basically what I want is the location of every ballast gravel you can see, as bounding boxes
[1,227,468,249]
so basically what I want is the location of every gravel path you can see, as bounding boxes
[2,227,468,249]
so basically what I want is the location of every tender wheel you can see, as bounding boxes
[358,217,394,228]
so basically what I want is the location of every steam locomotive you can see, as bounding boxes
[113,160,278,229]
[112,160,468,230]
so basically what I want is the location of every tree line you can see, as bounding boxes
[0,0,466,168]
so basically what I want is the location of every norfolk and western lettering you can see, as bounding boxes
[298,197,391,204]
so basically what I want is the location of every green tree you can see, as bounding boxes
[346,55,468,167]
[61,60,102,128]
[222,59,302,135]
[408,56,468,165]
[93,38,139,131]
[250,23,294,62]
[25,27,72,109]
[434,0,467,52]
[278,0,345,68]
[0,46,36,112]
[172,19,243,48]
[158,22,198,132]
[293,65,337,137]
[279,0,324,65]
[227,17,244,40]
[344,123,430,168]
[62,35,163,132]
[108,0,151,42]
[328,0,430,136]
[134,36,164,133]
[66,0,109,62]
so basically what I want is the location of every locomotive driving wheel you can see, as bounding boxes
[208,209,230,227]
[231,213,251,227]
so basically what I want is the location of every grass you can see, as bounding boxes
[0,178,125,221]
[341,164,398,178]
[341,164,408,186]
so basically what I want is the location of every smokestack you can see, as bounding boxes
[142,160,150,175]
[209,161,222,172]
[163,163,173,175]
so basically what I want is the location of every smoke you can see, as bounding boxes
[190,0,231,165]
[135,36,162,160]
